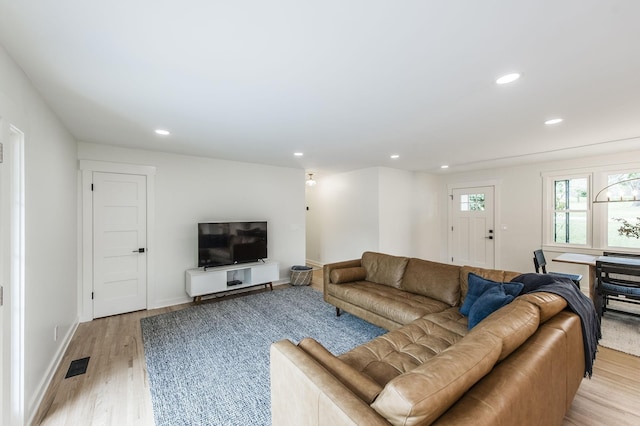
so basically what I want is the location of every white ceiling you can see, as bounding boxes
[1,1,640,176]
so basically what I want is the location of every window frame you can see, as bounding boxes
[543,172,592,249]
[543,165,640,254]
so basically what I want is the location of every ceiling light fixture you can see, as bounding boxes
[544,118,563,125]
[496,73,521,85]
[155,129,170,136]
[441,165,449,169]
[593,177,640,203]
[305,173,317,187]
[390,154,400,159]
[294,152,304,157]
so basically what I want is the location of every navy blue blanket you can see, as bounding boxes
[511,273,601,378]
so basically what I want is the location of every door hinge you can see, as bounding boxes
[451,226,454,231]
[91,183,94,191]
[451,257,454,262]
[0,285,3,306]
[91,292,94,300]
[449,194,453,200]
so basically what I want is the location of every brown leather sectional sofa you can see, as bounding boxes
[270,251,585,425]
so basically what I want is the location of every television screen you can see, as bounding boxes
[198,221,267,268]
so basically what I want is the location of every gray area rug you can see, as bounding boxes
[599,300,640,357]
[140,286,385,426]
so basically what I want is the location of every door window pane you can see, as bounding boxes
[460,193,485,212]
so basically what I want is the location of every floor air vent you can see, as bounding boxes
[65,357,90,379]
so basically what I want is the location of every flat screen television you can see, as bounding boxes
[198,221,267,268]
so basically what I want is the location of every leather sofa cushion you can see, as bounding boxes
[327,281,449,326]
[298,338,382,404]
[401,258,461,306]
[468,292,566,361]
[362,251,409,288]
[371,331,502,426]
[339,308,467,387]
[519,291,568,323]
[330,266,367,284]
[469,297,539,361]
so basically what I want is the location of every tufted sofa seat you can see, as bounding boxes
[270,252,586,426]
[338,308,467,387]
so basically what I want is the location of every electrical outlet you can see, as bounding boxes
[54,325,58,341]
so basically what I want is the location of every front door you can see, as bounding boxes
[93,172,147,318]
[450,186,495,268]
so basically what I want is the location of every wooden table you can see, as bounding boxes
[552,253,597,300]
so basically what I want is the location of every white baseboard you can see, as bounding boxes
[149,295,193,310]
[28,317,80,426]
[305,259,324,269]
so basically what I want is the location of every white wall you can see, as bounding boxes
[410,172,442,261]
[306,168,380,264]
[0,44,78,421]
[306,167,420,264]
[304,182,322,264]
[77,142,306,309]
[378,168,412,256]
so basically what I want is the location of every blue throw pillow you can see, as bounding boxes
[460,273,524,316]
[468,286,515,329]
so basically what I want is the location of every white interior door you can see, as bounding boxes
[451,186,495,268]
[93,172,147,318]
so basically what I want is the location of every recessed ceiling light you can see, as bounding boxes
[294,152,304,157]
[441,165,449,169]
[390,154,400,159]
[496,73,521,85]
[155,129,170,136]
[544,118,563,125]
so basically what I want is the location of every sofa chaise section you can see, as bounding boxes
[272,288,583,425]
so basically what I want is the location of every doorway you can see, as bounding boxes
[79,161,156,321]
[450,185,496,268]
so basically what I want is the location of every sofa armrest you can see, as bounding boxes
[270,339,390,426]
[330,267,367,284]
[323,259,362,291]
[298,337,381,403]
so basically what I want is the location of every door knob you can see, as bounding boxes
[132,248,146,253]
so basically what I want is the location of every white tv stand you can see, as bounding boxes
[186,260,279,303]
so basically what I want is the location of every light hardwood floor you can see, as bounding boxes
[34,271,640,425]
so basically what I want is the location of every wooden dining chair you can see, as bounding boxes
[533,249,583,287]
[596,252,640,318]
